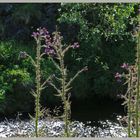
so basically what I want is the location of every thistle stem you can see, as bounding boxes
[128,72,132,137]
[35,40,41,137]
[60,55,69,137]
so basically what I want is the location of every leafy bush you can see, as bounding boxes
[0,42,34,114]
[0,3,139,115]
[58,3,138,99]
[0,41,57,114]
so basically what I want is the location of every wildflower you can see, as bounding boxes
[45,38,52,47]
[71,42,80,49]
[45,47,55,56]
[121,63,129,70]
[38,27,49,36]
[52,32,62,47]
[32,27,54,56]
[31,32,40,39]
[32,27,51,42]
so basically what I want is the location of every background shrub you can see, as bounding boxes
[0,3,138,114]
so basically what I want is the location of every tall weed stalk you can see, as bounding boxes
[20,28,51,137]
[45,31,87,137]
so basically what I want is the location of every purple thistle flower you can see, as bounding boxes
[42,27,49,34]
[121,63,129,70]
[71,42,80,49]
[37,27,48,36]
[32,27,51,42]
[31,32,39,39]
[37,27,43,35]
[45,37,52,47]
[45,47,55,56]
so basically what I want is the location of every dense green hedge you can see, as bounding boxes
[0,3,138,114]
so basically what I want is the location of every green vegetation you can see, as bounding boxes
[0,41,33,114]
[0,4,140,129]
[58,3,137,98]
[114,7,140,137]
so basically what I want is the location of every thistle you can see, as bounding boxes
[45,30,87,137]
[122,65,137,137]
[20,27,51,137]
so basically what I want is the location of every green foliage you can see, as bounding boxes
[59,3,136,38]
[58,3,138,98]
[0,42,31,91]
[0,41,33,114]
[0,40,56,114]
[0,90,5,100]
[0,3,139,115]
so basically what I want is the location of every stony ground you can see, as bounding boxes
[0,117,127,137]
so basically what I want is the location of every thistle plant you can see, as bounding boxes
[44,30,87,137]
[115,64,138,137]
[20,27,87,137]
[19,28,51,137]
[114,6,140,136]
